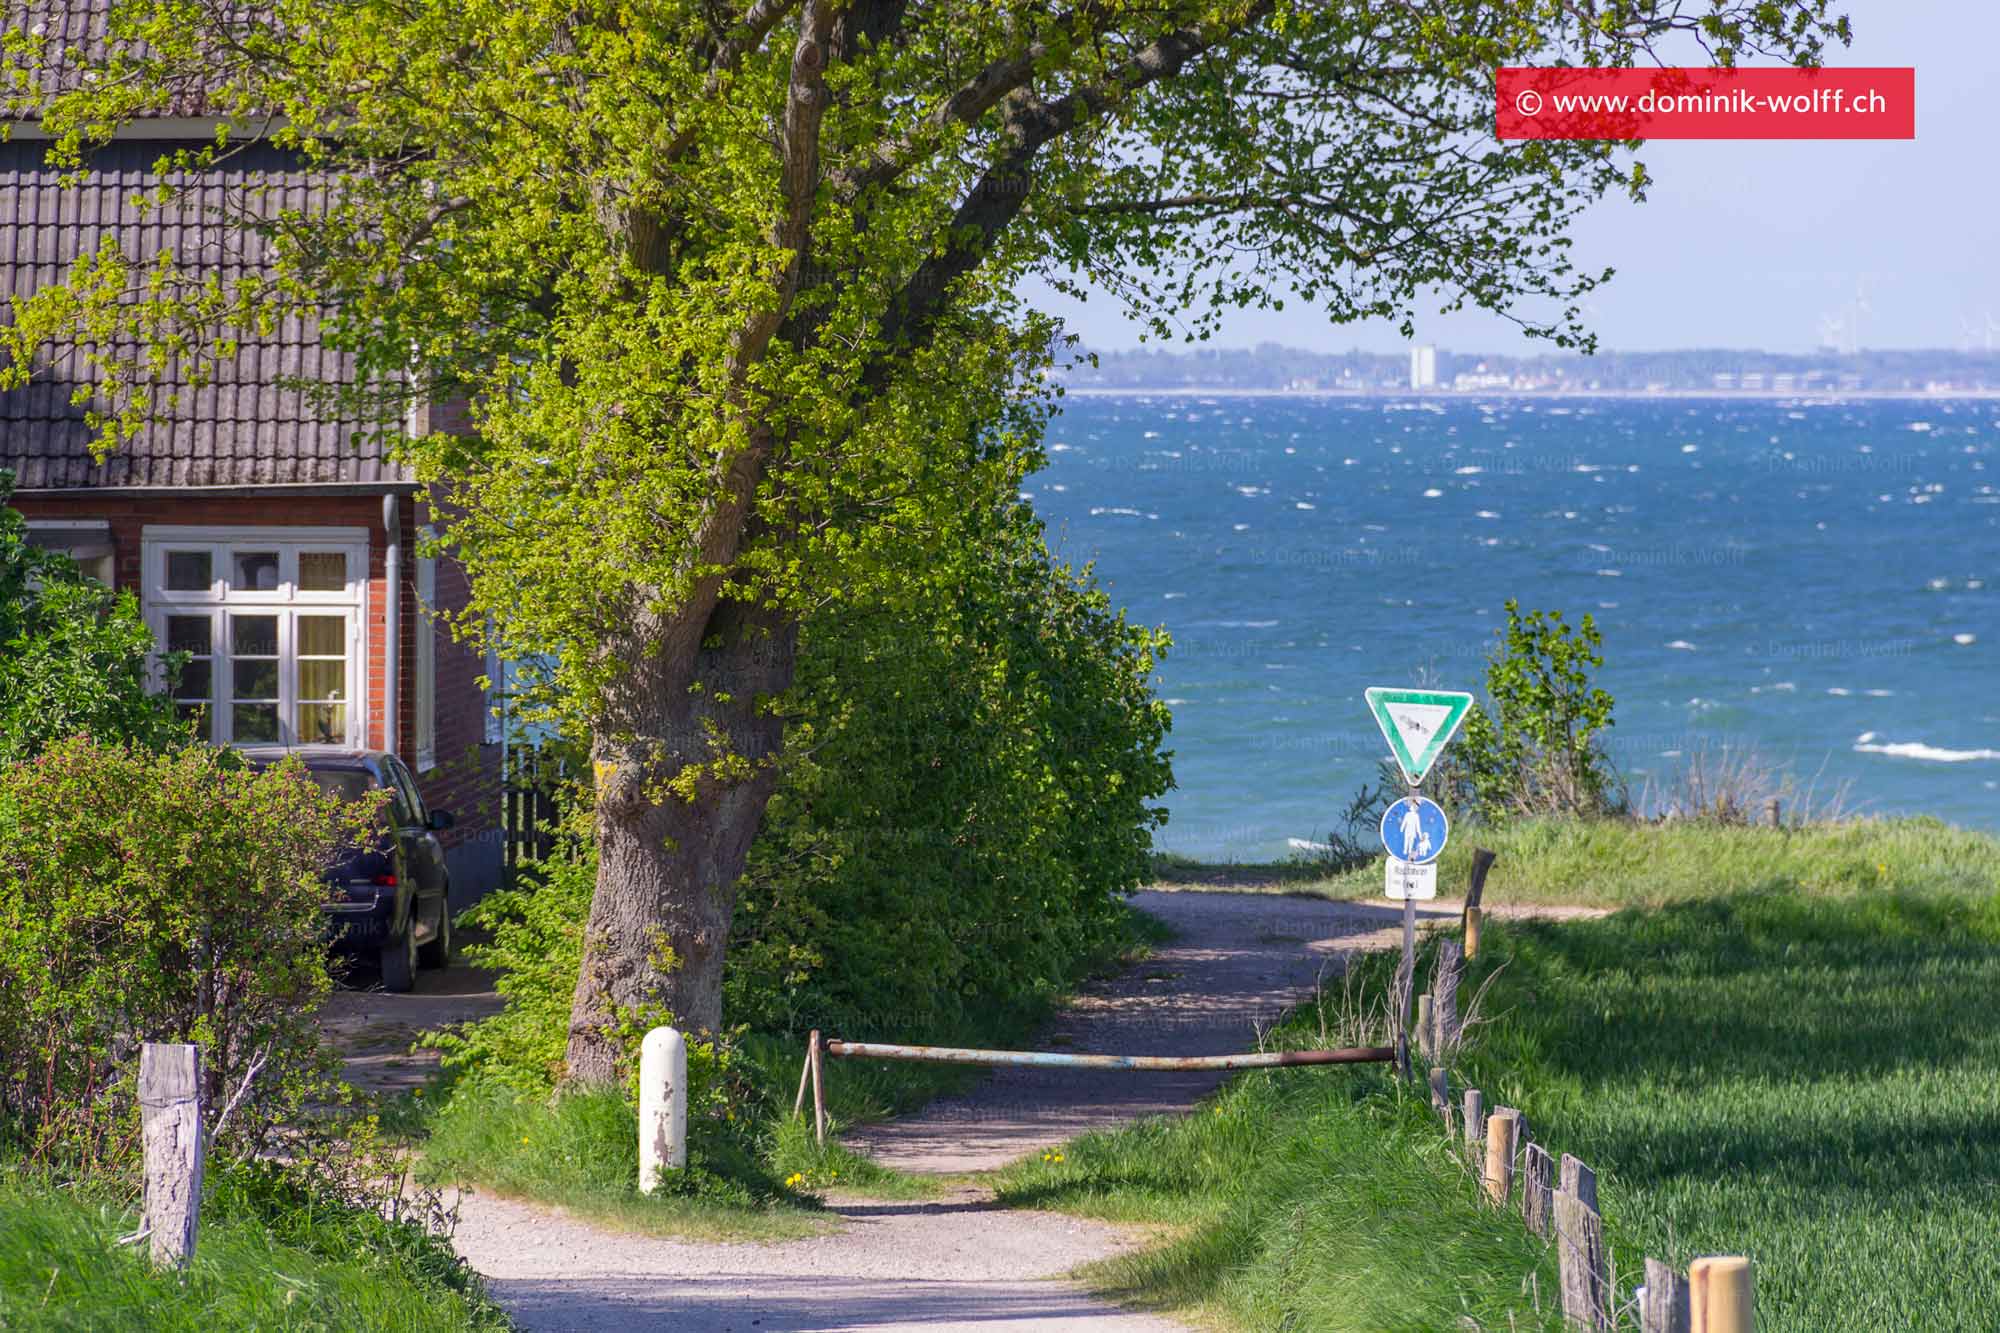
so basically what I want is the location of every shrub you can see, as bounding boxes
[0,471,187,759]
[726,502,1172,1041]
[0,738,370,1167]
[439,500,1172,1092]
[1453,600,1620,822]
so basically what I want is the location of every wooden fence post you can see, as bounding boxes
[1690,1257,1754,1333]
[1429,1066,1451,1130]
[1462,848,1496,960]
[1462,1088,1484,1160]
[1483,1109,1520,1206]
[138,1043,203,1269]
[1416,994,1435,1064]
[1641,1257,1693,1333]
[1560,1153,1599,1211]
[1521,1141,1555,1238]
[1555,1155,1610,1330]
[809,1029,828,1146]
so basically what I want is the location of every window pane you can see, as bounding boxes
[173,659,213,701]
[175,702,208,726]
[232,703,280,743]
[233,659,280,699]
[232,551,280,592]
[296,615,345,657]
[165,615,212,656]
[298,659,346,701]
[306,771,374,802]
[230,615,278,657]
[296,702,346,745]
[298,552,347,592]
[166,551,212,591]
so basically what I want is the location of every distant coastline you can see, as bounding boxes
[1058,385,2000,401]
[1055,343,2000,397]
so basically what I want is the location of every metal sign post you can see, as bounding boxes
[1366,687,1472,1082]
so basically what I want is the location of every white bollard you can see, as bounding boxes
[638,1026,688,1193]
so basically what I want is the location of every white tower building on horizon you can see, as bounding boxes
[1409,344,1439,391]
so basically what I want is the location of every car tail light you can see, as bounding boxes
[373,874,397,887]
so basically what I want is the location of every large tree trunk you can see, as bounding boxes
[563,598,796,1086]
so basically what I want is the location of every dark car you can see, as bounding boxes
[243,748,455,992]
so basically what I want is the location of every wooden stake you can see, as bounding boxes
[1462,1087,1484,1159]
[793,1043,813,1117]
[1555,1157,1610,1330]
[1416,994,1435,1064]
[139,1043,203,1269]
[1429,1066,1451,1129]
[1521,1141,1555,1238]
[1690,1257,1754,1333]
[1560,1153,1599,1212]
[1483,1108,1520,1206]
[1641,1257,1692,1333]
[809,1028,827,1146]
[1462,846,1496,949]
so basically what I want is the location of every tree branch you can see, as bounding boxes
[864,6,1270,384]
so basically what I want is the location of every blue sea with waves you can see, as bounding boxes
[1028,393,2000,860]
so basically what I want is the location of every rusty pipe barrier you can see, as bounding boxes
[822,1039,1395,1071]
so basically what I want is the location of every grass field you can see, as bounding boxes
[1404,890,2000,1332]
[0,1165,507,1331]
[1157,814,2000,908]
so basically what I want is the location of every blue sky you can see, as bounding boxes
[1024,2,1990,355]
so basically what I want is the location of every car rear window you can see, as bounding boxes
[304,770,377,803]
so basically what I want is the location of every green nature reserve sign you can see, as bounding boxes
[1364,688,1474,788]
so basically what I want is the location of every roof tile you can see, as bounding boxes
[0,137,407,489]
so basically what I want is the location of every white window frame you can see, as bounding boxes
[413,532,437,772]
[140,526,371,750]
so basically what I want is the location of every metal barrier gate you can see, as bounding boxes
[792,1031,1395,1143]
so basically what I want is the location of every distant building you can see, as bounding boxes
[1409,345,1439,391]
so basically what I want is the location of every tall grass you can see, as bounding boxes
[0,1165,506,1331]
[993,1067,1562,1331]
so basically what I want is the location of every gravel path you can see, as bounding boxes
[447,888,1598,1331]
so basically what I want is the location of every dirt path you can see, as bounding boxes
[444,888,1599,1331]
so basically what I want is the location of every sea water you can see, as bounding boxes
[1029,394,1999,860]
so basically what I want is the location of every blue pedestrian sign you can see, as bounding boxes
[1380,795,1449,866]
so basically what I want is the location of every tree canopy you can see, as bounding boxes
[2,0,1849,1074]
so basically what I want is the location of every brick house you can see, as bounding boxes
[0,123,504,905]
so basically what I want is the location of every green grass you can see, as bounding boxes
[418,1083,833,1241]
[1364,887,2000,1331]
[1162,815,2000,908]
[992,1066,1562,1331]
[0,1165,507,1331]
